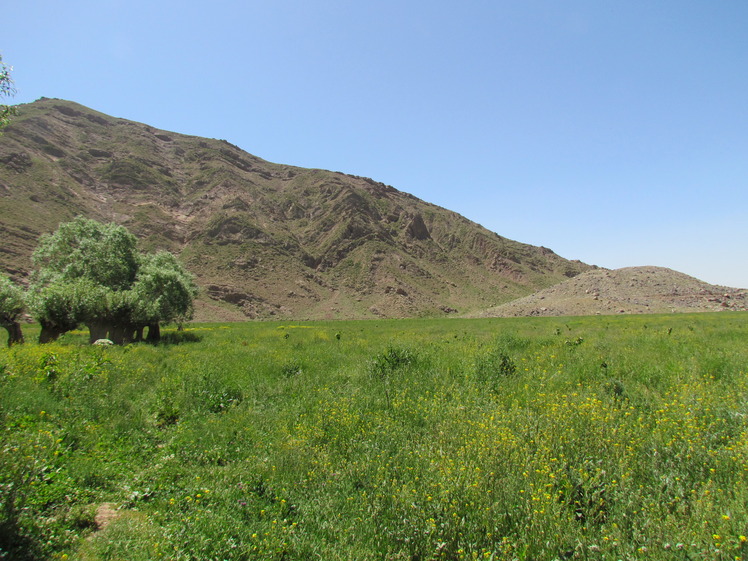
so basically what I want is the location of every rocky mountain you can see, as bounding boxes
[477,266,748,317]
[0,98,592,320]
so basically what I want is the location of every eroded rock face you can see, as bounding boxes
[0,152,32,173]
[206,285,253,306]
[406,213,431,241]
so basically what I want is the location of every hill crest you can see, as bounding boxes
[477,266,748,317]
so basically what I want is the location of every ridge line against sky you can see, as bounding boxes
[4,0,748,288]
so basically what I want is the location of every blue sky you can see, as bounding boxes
[4,0,748,287]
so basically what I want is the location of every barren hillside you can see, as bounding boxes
[478,266,748,317]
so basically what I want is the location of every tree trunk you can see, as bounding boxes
[2,321,24,347]
[108,325,124,345]
[146,323,161,343]
[39,323,64,344]
[123,325,135,345]
[87,321,109,344]
[109,323,135,345]
[133,326,144,343]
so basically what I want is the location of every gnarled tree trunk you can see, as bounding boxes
[87,321,110,344]
[146,323,161,343]
[2,321,24,347]
[133,326,144,343]
[39,322,65,344]
[108,323,136,345]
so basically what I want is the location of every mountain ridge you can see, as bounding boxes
[0,98,592,320]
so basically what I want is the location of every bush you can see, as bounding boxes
[370,345,415,378]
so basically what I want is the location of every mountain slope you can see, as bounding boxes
[477,266,748,317]
[0,98,592,320]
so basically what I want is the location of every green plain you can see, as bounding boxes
[1,313,747,560]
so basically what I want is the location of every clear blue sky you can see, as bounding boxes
[4,1,748,287]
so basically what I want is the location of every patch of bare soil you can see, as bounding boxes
[90,503,120,537]
[478,266,748,318]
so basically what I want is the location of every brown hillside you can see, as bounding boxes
[477,266,748,317]
[0,98,592,320]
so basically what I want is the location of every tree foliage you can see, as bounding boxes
[0,276,25,346]
[27,279,95,343]
[133,251,199,334]
[32,217,139,290]
[0,54,16,131]
[29,217,198,344]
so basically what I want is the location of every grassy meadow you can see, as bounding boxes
[1,313,747,560]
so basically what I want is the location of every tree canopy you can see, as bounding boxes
[0,54,16,130]
[132,251,198,336]
[29,217,198,344]
[32,217,139,290]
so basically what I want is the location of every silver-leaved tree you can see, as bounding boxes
[28,217,198,344]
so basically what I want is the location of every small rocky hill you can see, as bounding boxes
[0,98,592,320]
[477,266,748,317]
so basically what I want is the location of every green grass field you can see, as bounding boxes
[1,313,747,560]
